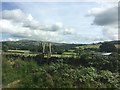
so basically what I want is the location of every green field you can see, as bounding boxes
[8,50,30,53]
[3,50,37,57]
[3,43,120,58]
[78,44,100,49]
[63,51,76,55]
[115,44,120,48]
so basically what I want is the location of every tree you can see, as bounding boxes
[99,42,117,52]
[2,45,8,52]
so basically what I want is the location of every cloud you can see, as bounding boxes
[63,28,75,35]
[7,38,20,41]
[87,6,118,41]
[0,9,75,42]
[88,6,118,26]
[1,9,27,22]
[50,22,63,31]
[102,26,118,40]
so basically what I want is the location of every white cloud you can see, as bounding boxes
[102,26,118,40]
[1,38,20,41]
[27,14,33,21]
[1,0,119,3]
[1,9,76,42]
[87,7,106,16]
[8,38,20,41]
[63,28,75,35]
[1,9,27,22]
[88,6,118,26]
[87,6,118,41]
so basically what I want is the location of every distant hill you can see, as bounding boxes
[97,40,120,44]
[1,40,80,51]
[1,40,120,51]
[109,40,120,44]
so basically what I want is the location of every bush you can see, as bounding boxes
[99,42,117,52]
[2,56,120,89]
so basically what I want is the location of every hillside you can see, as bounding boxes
[1,40,120,50]
[1,40,80,51]
[2,40,120,89]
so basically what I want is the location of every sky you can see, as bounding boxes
[0,1,119,44]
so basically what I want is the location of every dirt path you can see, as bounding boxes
[5,80,20,88]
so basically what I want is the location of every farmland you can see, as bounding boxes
[1,40,120,89]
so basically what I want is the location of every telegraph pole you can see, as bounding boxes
[42,42,52,58]
[48,42,52,58]
[42,42,46,54]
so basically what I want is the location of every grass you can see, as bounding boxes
[63,52,76,55]
[8,50,30,53]
[6,80,20,88]
[44,54,75,58]
[115,44,120,48]
[3,52,38,57]
[5,49,77,58]
[51,54,61,57]
[78,44,100,49]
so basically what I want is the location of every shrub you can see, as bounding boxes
[99,42,117,52]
